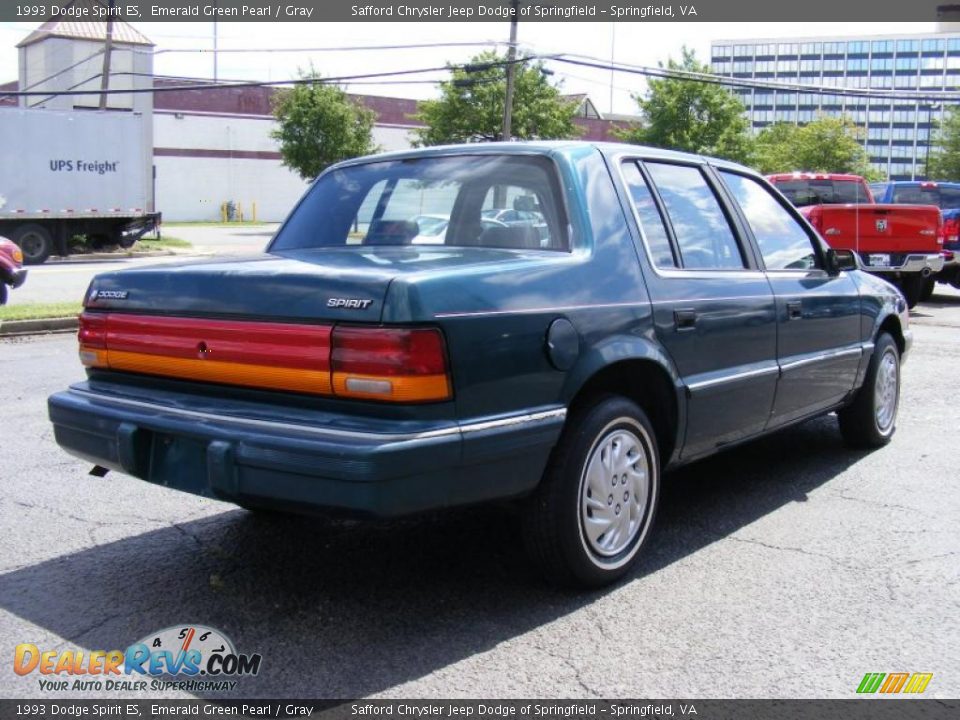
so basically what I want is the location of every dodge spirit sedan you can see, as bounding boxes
[49,142,910,587]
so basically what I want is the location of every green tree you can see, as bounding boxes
[617,47,753,164]
[753,116,880,180]
[926,106,960,180]
[413,51,580,145]
[271,68,377,180]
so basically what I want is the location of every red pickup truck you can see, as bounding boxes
[768,173,943,307]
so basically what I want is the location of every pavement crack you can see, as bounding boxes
[724,534,853,568]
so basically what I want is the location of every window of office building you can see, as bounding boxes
[896,39,920,53]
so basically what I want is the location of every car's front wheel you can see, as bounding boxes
[524,395,660,588]
[838,333,901,448]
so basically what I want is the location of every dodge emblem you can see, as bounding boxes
[876,218,888,232]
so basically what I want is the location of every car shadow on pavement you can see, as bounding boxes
[0,414,866,698]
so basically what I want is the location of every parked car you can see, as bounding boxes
[767,173,943,308]
[409,215,507,244]
[870,180,960,298]
[49,143,910,587]
[0,236,27,305]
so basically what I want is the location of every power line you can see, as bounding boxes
[0,55,545,99]
[553,54,960,105]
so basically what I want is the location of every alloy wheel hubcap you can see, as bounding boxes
[874,349,899,433]
[579,426,650,557]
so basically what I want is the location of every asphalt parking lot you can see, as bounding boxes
[1,287,958,700]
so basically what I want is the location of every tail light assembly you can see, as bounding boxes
[78,314,452,403]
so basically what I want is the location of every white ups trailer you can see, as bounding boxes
[0,108,160,264]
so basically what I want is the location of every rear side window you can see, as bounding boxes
[621,161,677,268]
[645,162,746,270]
[721,172,820,271]
[892,185,937,205]
[773,178,868,206]
[939,187,960,209]
[272,155,567,252]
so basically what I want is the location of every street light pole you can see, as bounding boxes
[501,0,520,141]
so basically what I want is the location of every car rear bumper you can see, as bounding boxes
[859,252,944,275]
[48,383,565,517]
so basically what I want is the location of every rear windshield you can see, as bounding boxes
[271,155,568,252]
[772,179,868,207]
[891,185,960,210]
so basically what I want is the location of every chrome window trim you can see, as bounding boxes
[613,156,756,279]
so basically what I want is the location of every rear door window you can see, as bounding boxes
[645,162,746,270]
[621,161,677,269]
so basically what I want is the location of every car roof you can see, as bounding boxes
[328,140,756,176]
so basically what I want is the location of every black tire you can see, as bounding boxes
[919,277,936,302]
[0,283,7,306]
[12,224,53,265]
[838,333,901,448]
[899,275,922,309]
[523,395,660,588]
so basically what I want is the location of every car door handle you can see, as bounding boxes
[674,309,697,331]
[787,301,803,320]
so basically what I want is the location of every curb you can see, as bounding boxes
[47,250,177,264]
[0,316,79,337]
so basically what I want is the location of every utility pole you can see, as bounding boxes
[98,0,115,110]
[501,0,520,141]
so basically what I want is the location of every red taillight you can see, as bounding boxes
[331,326,451,402]
[78,312,108,367]
[77,313,452,403]
[944,217,959,244]
[807,207,823,234]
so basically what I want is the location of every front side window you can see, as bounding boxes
[271,155,567,252]
[645,162,746,270]
[721,172,820,271]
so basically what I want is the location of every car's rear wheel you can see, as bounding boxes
[12,224,53,265]
[838,333,900,448]
[523,395,660,588]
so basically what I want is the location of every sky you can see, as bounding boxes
[0,21,937,115]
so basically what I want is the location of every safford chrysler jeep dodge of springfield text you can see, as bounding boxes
[49,142,910,587]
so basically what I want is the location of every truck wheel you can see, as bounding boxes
[920,277,936,302]
[523,395,660,588]
[838,333,900,448]
[899,276,922,309]
[12,224,53,265]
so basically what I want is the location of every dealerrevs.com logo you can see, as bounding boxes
[857,672,933,694]
[14,624,262,693]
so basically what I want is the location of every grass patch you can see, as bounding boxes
[0,302,82,322]
[138,235,192,250]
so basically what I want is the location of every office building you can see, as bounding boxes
[711,32,960,179]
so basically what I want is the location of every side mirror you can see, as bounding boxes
[827,248,858,274]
